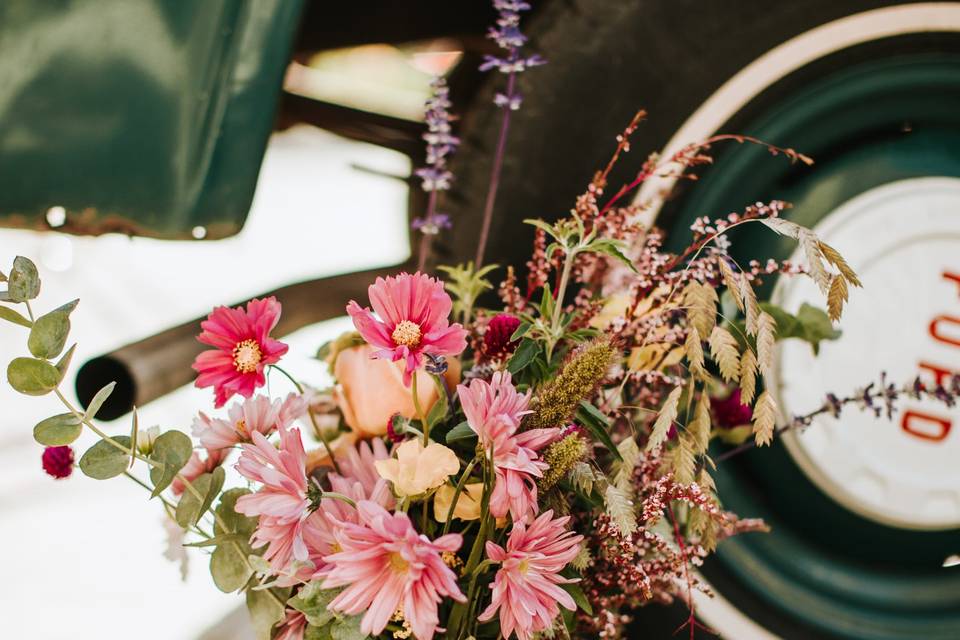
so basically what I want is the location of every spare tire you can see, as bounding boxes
[445,2,960,638]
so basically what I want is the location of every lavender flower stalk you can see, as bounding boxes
[474,0,546,268]
[414,77,459,271]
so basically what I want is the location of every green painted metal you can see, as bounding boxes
[666,55,960,638]
[0,0,304,239]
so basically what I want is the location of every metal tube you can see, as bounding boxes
[75,261,413,420]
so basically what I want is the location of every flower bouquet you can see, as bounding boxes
[5,3,960,640]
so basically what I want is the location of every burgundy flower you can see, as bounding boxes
[483,313,522,361]
[712,389,753,428]
[42,446,74,479]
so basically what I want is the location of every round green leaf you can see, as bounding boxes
[28,311,70,359]
[79,436,131,480]
[148,430,193,496]
[33,413,82,446]
[0,305,31,328]
[210,543,252,593]
[7,357,60,396]
[215,488,257,536]
[176,466,226,528]
[8,256,40,302]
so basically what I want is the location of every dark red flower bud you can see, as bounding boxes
[711,389,753,428]
[42,445,74,479]
[483,314,522,362]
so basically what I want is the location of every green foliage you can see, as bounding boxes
[79,436,132,479]
[289,582,340,626]
[7,256,40,302]
[33,413,82,446]
[0,305,31,328]
[7,357,61,395]
[575,401,621,461]
[437,262,498,321]
[84,381,115,420]
[148,430,193,497]
[246,586,291,640]
[560,582,593,615]
[176,467,226,528]
[445,420,476,444]
[425,374,449,428]
[28,310,70,359]
[209,488,258,592]
[506,338,539,374]
[55,344,76,378]
[759,302,840,354]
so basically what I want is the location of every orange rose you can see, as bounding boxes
[332,344,461,438]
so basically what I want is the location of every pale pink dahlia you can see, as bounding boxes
[171,447,228,496]
[275,610,306,640]
[479,510,585,640]
[192,297,289,407]
[458,373,560,521]
[235,426,311,573]
[322,501,465,640]
[192,392,305,451]
[346,272,467,386]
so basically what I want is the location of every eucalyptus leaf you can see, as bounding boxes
[0,305,31,328]
[27,311,70,359]
[246,586,290,640]
[176,466,226,528]
[84,381,116,420]
[289,583,340,626]
[53,298,80,316]
[55,344,76,378]
[305,625,333,640]
[759,302,841,355]
[7,357,60,396]
[210,542,253,593]
[445,420,476,444]
[506,338,538,375]
[33,413,82,446]
[148,430,193,497]
[215,488,258,536]
[576,401,622,461]
[7,256,40,302]
[79,436,132,480]
[331,615,367,640]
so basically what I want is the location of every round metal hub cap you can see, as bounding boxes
[775,177,960,530]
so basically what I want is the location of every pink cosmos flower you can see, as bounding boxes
[193,297,289,407]
[479,510,585,640]
[458,373,561,521]
[192,392,306,451]
[322,500,465,640]
[171,447,228,496]
[235,426,311,573]
[346,272,467,386]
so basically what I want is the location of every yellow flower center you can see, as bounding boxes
[388,552,410,574]
[232,339,262,373]
[235,419,248,438]
[518,559,531,575]
[391,320,422,348]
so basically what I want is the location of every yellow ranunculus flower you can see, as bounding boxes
[433,482,483,522]
[374,439,459,498]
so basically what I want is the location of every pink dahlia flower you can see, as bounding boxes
[192,297,289,408]
[346,272,467,386]
[275,610,306,640]
[235,426,311,573]
[192,392,305,451]
[458,373,560,521]
[171,447,228,496]
[322,500,465,640]
[479,510,585,640]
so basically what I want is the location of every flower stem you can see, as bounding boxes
[411,373,429,444]
[416,190,439,272]
[474,70,517,269]
[443,456,480,535]
[270,365,342,475]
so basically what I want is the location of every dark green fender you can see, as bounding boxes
[0,0,304,239]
